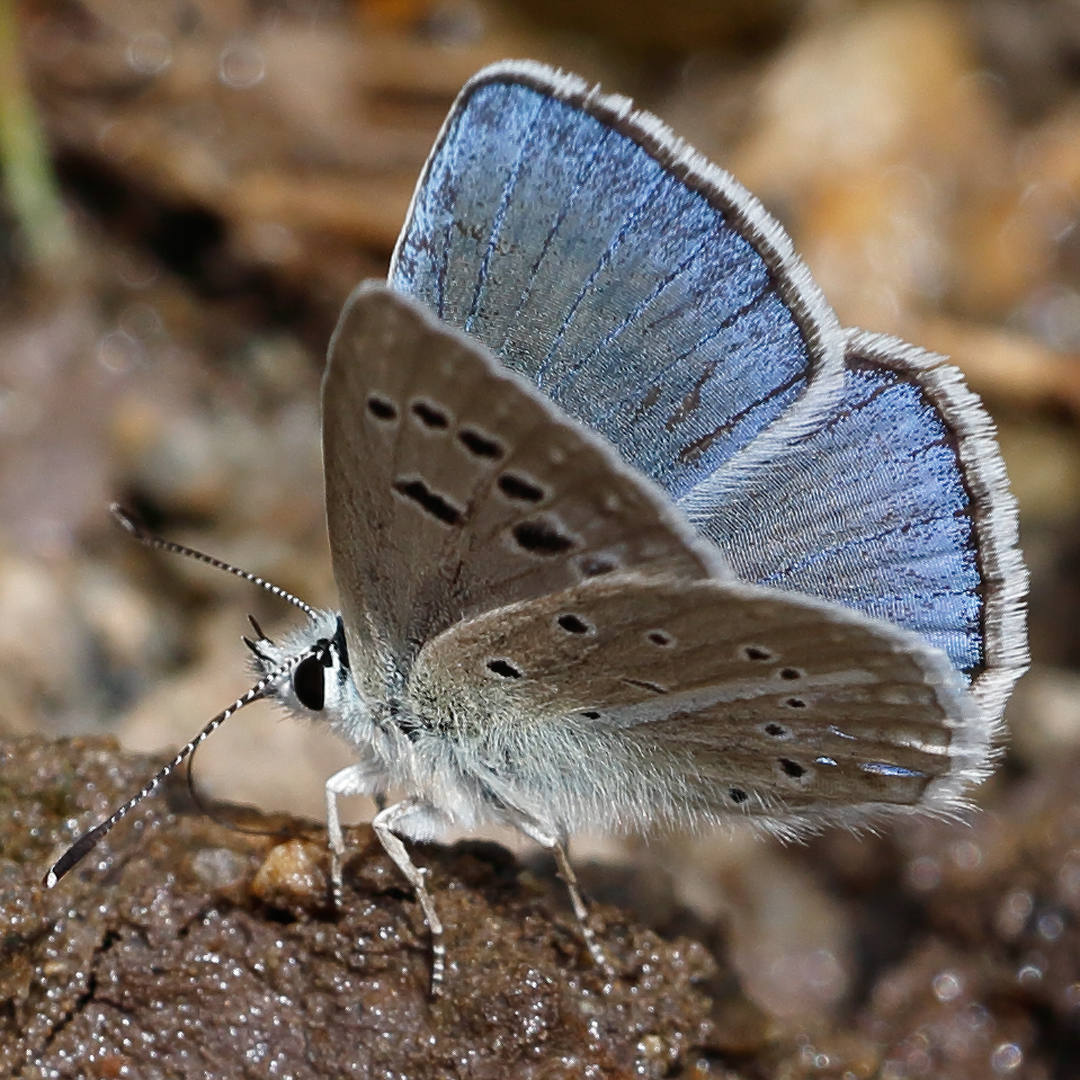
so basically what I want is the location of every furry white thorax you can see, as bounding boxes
[250,609,701,845]
[251,609,554,842]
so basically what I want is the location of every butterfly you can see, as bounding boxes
[47,60,1028,995]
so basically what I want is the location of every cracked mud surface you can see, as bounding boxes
[1,736,719,1079]
[11,734,1080,1078]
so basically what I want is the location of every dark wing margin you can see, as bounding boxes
[686,329,1028,725]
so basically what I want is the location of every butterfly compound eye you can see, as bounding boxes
[293,654,326,711]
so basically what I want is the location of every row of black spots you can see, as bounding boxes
[646,630,675,648]
[487,658,523,679]
[392,478,463,526]
[740,644,804,682]
[365,393,508,466]
[409,394,519,475]
[367,394,452,429]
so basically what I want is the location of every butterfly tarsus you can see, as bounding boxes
[515,817,615,982]
[324,765,450,993]
[372,798,446,999]
[325,764,367,914]
[551,842,614,980]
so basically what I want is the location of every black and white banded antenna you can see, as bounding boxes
[109,503,316,620]
[45,506,323,888]
[44,644,323,888]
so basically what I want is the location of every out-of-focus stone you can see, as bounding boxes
[671,833,854,1020]
[865,938,1045,1079]
[784,735,1080,1079]
[972,0,1080,119]
[0,294,112,554]
[917,317,1080,419]
[1006,665,1080,766]
[509,0,799,59]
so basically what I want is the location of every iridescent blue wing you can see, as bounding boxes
[390,60,844,501]
[683,331,1028,723]
[388,60,1027,722]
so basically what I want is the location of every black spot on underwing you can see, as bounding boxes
[512,518,576,555]
[487,659,523,679]
[458,428,504,459]
[622,677,668,695]
[411,400,450,429]
[392,478,462,525]
[498,473,545,503]
[367,395,397,421]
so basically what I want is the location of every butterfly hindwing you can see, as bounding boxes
[407,573,988,836]
[390,60,845,501]
[686,331,1028,723]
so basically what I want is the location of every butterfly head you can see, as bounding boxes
[42,512,380,891]
[245,610,366,733]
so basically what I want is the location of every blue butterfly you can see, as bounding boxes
[48,61,1028,995]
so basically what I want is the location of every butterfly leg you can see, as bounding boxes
[372,796,446,997]
[515,819,614,979]
[325,762,384,911]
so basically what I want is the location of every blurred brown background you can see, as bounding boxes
[2,0,1080,1074]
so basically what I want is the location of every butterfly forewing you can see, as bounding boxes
[391,61,845,501]
[323,283,724,687]
[407,574,988,835]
